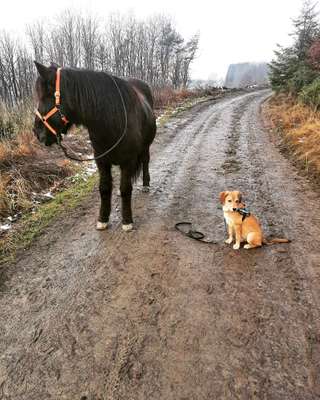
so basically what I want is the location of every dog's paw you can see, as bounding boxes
[142,186,150,193]
[122,223,134,232]
[233,243,240,250]
[244,244,253,249]
[96,221,108,230]
[225,238,233,244]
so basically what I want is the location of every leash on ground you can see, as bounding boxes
[174,222,219,244]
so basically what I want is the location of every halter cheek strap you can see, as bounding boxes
[35,68,69,137]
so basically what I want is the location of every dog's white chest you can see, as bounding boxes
[224,214,233,225]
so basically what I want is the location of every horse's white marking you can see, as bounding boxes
[122,223,134,232]
[142,186,150,193]
[96,221,108,230]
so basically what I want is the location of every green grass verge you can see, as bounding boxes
[0,173,98,265]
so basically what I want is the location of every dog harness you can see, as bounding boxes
[234,207,251,221]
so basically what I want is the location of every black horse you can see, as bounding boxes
[33,62,156,231]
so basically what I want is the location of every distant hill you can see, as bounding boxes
[225,62,269,88]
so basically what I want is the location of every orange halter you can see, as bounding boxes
[35,68,69,137]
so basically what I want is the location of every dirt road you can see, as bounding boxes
[1,90,320,400]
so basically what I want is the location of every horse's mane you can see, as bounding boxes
[61,68,137,134]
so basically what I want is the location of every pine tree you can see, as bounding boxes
[269,0,320,93]
[269,45,297,91]
[291,0,319,60]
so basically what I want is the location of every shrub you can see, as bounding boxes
[287,63,317,94]
[299,77,320,110]
[0,101,34,141]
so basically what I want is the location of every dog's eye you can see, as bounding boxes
[236,200,239,203]
[228,200,232,203]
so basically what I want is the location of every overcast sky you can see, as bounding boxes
[0,0,306,80]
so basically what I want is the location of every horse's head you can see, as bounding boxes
[33,61,71,146]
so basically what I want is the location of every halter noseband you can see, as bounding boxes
[35,67,69,139]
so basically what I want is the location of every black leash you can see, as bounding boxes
[58,74,128,162]
[175,222,218,244]
[175,208,250,244]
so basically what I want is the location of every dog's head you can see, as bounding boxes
[219,191,245,212]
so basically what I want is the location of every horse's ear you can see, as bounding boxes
[50,62,60,69]
[34,61,51,80]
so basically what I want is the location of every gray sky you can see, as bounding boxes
[1,0,305,80]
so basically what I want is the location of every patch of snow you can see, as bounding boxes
[44,192,54,199]
[1,224,11,231]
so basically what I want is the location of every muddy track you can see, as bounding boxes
[1,90,320,400]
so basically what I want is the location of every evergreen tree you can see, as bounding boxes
[269,0,320,93]
[292,0,319,60]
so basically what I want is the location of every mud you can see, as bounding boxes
[1,90,320,399]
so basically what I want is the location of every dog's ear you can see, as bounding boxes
[219,191,228,204]
[235,191,242,202]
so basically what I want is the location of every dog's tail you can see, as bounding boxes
[263,237,291,246]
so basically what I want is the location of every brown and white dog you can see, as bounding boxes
[219,190,290,250]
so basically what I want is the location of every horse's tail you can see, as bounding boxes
[263,237,291,246]
[131,154,144,182]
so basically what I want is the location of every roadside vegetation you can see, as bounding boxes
[267,0,320,176]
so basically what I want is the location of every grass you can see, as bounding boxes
[0,173,98,265]
[264,93,320,176]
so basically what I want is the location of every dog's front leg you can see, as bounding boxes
[233,225,242,250]
[225,224,233,244]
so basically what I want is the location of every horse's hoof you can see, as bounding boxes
[122,223,134,232]
[142,186,150,193]
[96,221,108,230]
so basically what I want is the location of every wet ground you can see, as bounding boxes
[1,90,320,399]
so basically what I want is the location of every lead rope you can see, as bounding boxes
[175,222,218,244]
[58,74,128,162]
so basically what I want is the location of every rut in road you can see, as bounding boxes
[1,90,320,400]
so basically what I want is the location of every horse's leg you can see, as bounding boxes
[142,147,150,192]
[120,166,134,231]
[96,162,112,230]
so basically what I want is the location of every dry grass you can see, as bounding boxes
[0,129,74,218]
[153,86,199,111]
[264,93,320,175]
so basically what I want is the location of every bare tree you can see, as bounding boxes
[0,10,199,107]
